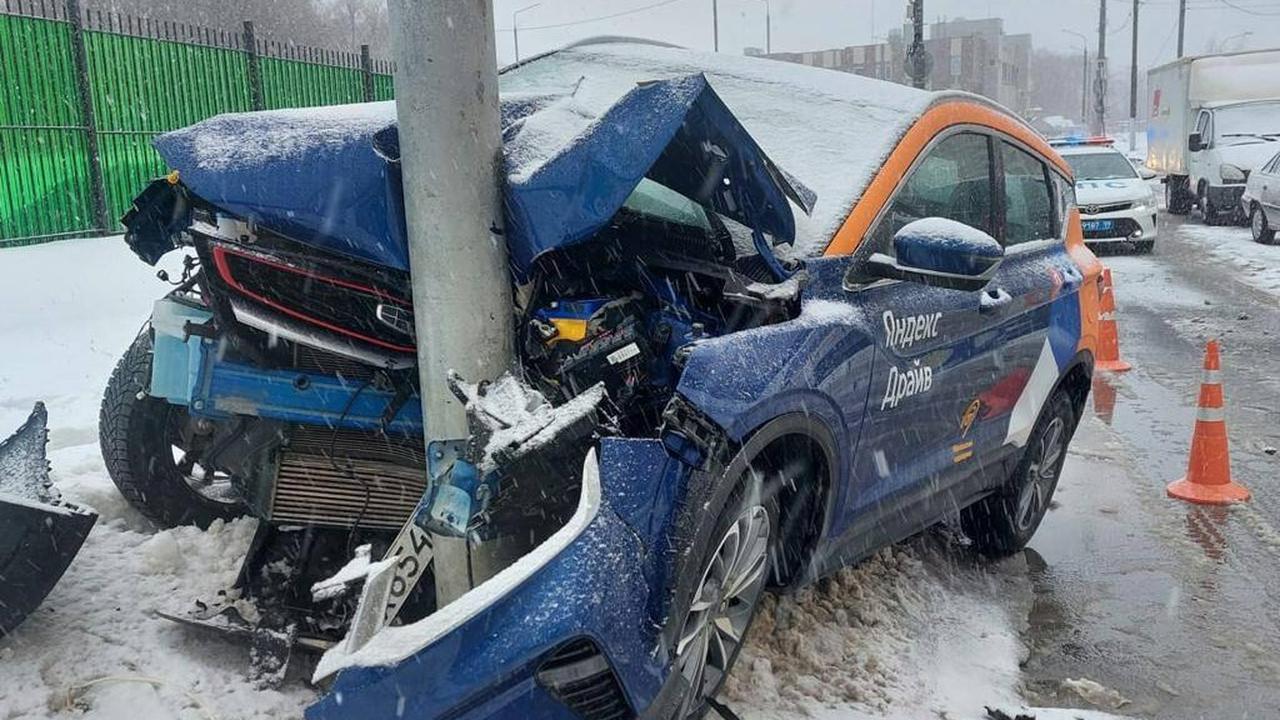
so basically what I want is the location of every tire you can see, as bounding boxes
[1134,239,1155,254]
[663,451,779,720]
[1251,203,1276,244]
[99,329,245,529]
[961,391,1075,557]
[1198,183,1225,226]
[1166,177,1191,215]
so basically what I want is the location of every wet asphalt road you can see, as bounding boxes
[1020,214,1280,719]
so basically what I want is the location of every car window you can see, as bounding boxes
[622,178,712,231]
[1266,153,1280,174]
[1001,142,1054,246]
[1195,110,1211,141]
[868,132,994,255]
[1063,151,1138,181]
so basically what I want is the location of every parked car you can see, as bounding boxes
[1052,137,1159,253]
[1242,149,1280,243]
[66,39,1103,720]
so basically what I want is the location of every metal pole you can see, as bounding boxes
[360,44,375,102]
[752,0,771,54]
[911,0,925,89]
[66,0,109,233]
[1176,0,1186,58]
[1083,47,1090,123]
[513,2,541,62]
[243,21,264,111]
[388,0,514,605]
[1129,0,1139,151]
[713,0,719,52]
[1095,0,1107,134]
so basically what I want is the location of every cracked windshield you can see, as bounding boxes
[2,1,1279,719]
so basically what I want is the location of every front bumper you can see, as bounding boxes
[1080,207,1158,243]
[307,439,694,720]
[1207,183,1245,211]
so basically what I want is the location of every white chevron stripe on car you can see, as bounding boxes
[1005,339,1061,447]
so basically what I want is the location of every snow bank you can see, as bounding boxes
[1177,223,1280,300]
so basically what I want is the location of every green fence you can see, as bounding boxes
[0,0,394,247]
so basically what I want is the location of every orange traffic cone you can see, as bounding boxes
[1091,374,1117,425]
[1167,340,1250,505]
[1095,267,1131,373]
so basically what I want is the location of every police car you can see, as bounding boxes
[1052,137,1159,253]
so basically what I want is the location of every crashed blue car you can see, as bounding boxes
[76,39,1100,720]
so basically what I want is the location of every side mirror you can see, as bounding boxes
[852,218,1003,292]
[1188,132,1204,152]
[1138,166,1158,180]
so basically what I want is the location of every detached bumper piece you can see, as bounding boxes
[0,403,97,636]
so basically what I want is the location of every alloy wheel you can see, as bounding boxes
[1015,416,1066,532]
[674,503,771,717]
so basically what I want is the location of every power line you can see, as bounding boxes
[495,0,691,33]
[1216,0,1280,15]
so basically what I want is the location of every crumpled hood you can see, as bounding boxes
[153,74,813,279]
[1074,177,1154,206]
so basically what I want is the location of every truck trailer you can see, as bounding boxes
[1147,48,1280,224]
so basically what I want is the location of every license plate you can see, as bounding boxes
[1083,219,1115,232]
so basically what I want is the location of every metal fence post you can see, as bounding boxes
[243,20,264,110]
[66,0,110,232]
[360,44,374,102]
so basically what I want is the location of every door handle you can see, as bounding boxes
[980,287,1013,312]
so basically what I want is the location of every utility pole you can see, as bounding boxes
[388,0,514,606]
[713,0,719,52]
[1129,0,1139,151]
[1095,0,1107,134]
[1176,0,1186,58]
[763,0,771,54]
[910,0,926,89]
[1063,29,1090,126]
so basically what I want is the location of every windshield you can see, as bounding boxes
[1064,152,1139,181]
[1215,102,1280,144]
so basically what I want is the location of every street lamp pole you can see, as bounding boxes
[512,2,540,62]
[1063,29,1090,126]
[713,0,719,52]
[753,0,771,54]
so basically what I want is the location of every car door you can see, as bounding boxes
[1264,154,1280,210]
[962,139,1084,482]
[1190,109,1213,187]
[838,131,1009,546]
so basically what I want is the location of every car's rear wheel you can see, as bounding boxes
[665,457,777,720]
[1251,203,1276,244]
[961,391,1075,557]
[100,329,246,529]
[1166,177,1192,215]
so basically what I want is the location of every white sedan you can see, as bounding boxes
[1241,149,1280,244]
[1053,139,1159,253]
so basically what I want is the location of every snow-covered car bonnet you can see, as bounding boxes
[152,72,814,280]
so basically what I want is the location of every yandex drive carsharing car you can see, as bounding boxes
[0,39,1104,720]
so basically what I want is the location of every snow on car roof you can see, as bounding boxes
[503,40,934,256]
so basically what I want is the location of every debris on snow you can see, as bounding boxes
[1062,677,1131,710]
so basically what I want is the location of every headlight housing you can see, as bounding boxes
[1221,163,1247,183]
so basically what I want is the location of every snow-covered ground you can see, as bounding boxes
[1174,223,1280,300]
[0,236,1132,719]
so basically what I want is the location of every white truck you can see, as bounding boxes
[1147,49,1280,225]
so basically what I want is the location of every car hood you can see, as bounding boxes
[1215,140,1280,172]
[1074,177,1154,205]
[152,74,813,279]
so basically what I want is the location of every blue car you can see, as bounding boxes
[106,39,1105,720]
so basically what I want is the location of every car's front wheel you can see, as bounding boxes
[99,329,246,528]
[1251,203,1276,244]
[665,459,776,719]
[961,391,1075,557]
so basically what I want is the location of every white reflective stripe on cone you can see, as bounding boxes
[1197,406,1226,422]
[1201,369,1222,384]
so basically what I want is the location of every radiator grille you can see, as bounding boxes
[270,427,426,530]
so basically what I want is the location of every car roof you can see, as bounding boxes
[503,39,942,256]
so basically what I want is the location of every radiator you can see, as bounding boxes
[269,427,426,531]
